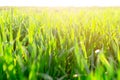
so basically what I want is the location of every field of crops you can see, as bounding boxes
[0,7,120,80]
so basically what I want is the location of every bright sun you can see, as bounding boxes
[0,0,120,7]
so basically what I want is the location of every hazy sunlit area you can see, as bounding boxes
[0,0,120,7]
[0,0,120,80]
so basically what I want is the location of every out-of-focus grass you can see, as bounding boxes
[0,7,120,80]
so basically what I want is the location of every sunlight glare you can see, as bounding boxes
[0,0,120,7]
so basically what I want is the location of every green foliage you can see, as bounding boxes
[0,7,120,80]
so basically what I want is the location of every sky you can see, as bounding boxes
[0,0,120,7]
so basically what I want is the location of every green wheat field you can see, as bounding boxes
[0,7,120,80]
